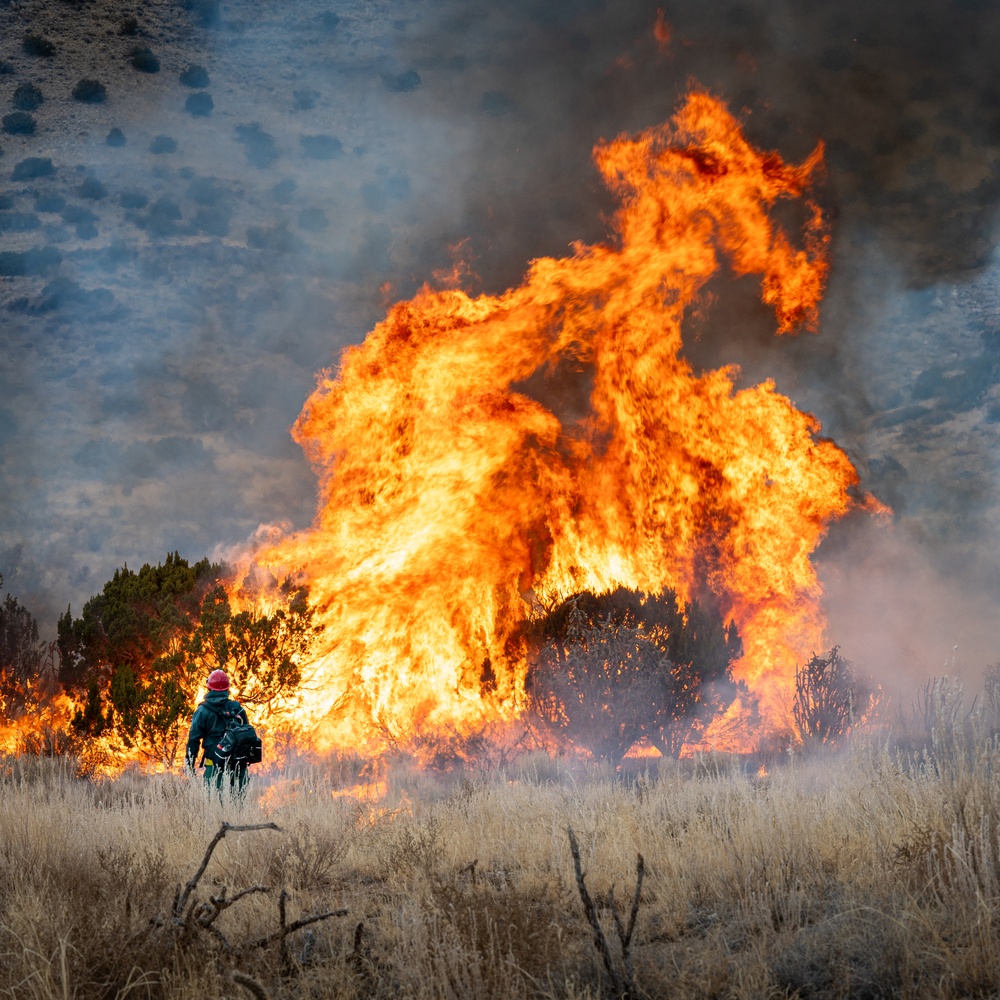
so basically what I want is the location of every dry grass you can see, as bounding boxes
[3,718,1000,1000]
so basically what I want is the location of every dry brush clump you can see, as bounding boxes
[5,702,1000,999]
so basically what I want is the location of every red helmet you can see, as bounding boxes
[206,669,230,691]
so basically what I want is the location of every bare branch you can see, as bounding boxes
[567,827,620,995]
[231,971,270,1000]
[174,822,280,919]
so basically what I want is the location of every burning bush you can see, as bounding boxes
[526,588,743,766]
[57,553,318,766]
[793,646,880,748]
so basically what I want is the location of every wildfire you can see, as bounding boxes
[253,92,868,752]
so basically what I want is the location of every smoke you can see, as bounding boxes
[1,0,999,697]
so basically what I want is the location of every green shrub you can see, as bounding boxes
[22,34,56,57]
[130,47,160,73]
[12,83,43,111]
[3,111,36,135]
[179,63,210,88]
[72,79,107,103]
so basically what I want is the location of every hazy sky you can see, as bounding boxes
[1,0,998,688]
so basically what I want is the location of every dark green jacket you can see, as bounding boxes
[185,689,248,767]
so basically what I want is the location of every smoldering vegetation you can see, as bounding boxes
[6,689,1000,1000]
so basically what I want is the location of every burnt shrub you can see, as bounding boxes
[299,133,342,160]
[23,34,56,58]
[106,127,126,147]
[12,83,43,111]
[184,92,213,117]
[11,157,53,180]
[793,647,882,748]
[149,134,177,154]
[381,69,421,93]
[73,79,107,103]
[130,48,160,73]
[3,112,36,135]
[118,15,139,36]
[77,177,107,200]
[179,64,209,88]
[235,122,278,168]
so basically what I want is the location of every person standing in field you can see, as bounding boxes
[185,669,250,794]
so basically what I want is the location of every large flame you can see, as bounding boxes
[254,92,865,751]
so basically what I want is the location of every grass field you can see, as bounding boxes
[3,692,1000,1000]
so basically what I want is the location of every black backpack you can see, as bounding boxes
[210,701,263,767]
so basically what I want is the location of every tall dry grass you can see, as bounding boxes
[3,703,1000,999]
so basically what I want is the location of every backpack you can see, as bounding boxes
[210,701,263,767]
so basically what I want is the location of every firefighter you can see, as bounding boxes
[185,669,250,794]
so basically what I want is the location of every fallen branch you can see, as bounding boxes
[173,822,281,921]
[567,827,644,1000]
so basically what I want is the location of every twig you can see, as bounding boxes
[567,828,643,1000]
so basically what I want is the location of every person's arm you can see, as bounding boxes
[185,706,207,768]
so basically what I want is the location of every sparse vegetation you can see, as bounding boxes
[118,14,139,36]
[184,91,213,117]
[11,156,54,179]
[236,121,279,169]
[4,694,1000,1000]
[131,46,161,73]
[2,110,36,135]
[381,68,421,93]
[72,78,107,103]
[12,82,43,111]
[106,126,126,147]
[149,133,178,154]
[77,176,108,200]
[179,63,210,88]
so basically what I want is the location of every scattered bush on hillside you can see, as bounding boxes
[180,0,221,28]
[184,92,213,117]
[179,63,210,88]
[77,176,107,200]
[149,134,177,154]
[130,47,160,73]
[2,111,36,135]
[235,121,278,168]
[106,127,126,147]
[0,61,14,76]
[11,156,54,179]
[12,83,43,111]
[22,34,56,58]
[118,15,139,36]
[72,78,107,103]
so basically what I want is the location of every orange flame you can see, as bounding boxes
[254,92,863,752]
